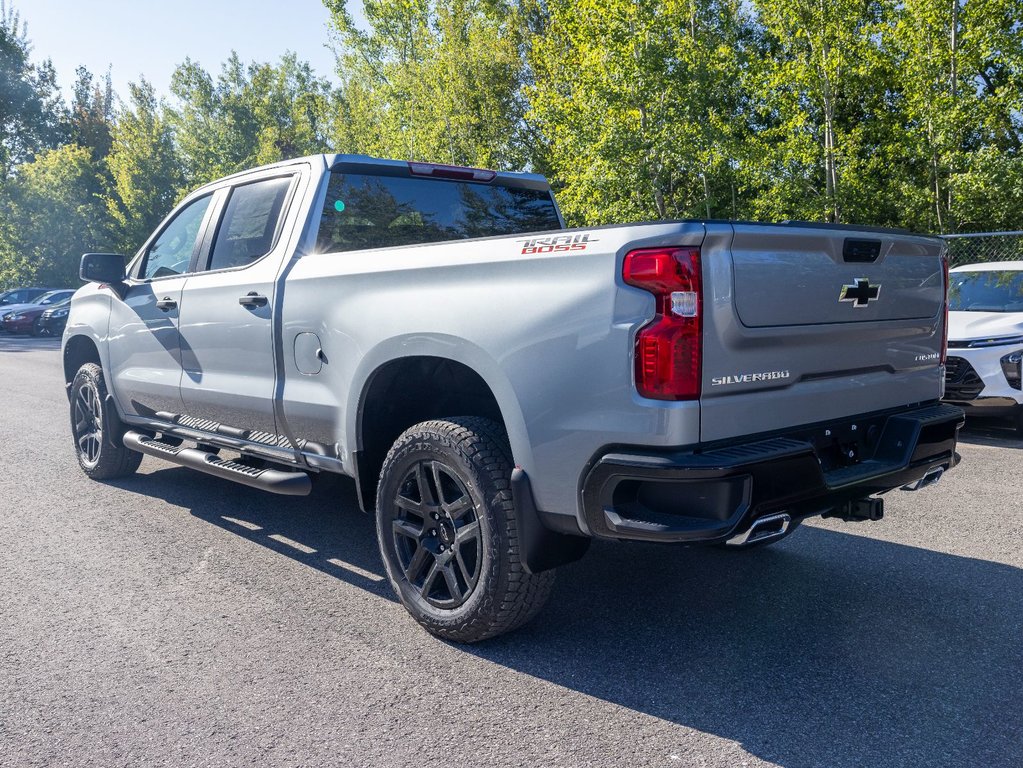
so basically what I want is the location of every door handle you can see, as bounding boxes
[155,297,177,311]
[238,292,268,308]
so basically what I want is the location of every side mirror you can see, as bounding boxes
[80,252,126,284]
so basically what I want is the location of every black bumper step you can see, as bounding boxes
[123,431,312,496]
[582,402,964,543]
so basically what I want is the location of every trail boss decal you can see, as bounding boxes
[711,370,791,387]
[517,233,598,254]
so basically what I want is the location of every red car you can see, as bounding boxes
[1,294,73,335]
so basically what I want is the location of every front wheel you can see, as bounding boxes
[376,417,555,643]
[69,363,142,479]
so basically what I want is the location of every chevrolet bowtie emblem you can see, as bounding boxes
[839,278,881,307]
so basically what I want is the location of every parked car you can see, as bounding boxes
[0,289,75,332]
[37,299,73,336]
[0,287,51,306]
[2,296,72,335]
[944,261,1023,433]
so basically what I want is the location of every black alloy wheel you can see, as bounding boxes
[375,417,555,643]
[72,377,104,469]
[69,363,142,479]
[389,459,482,609]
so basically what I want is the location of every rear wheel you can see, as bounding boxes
[69,363,142,479]
[376,417,555,643]
[31,317,43,336]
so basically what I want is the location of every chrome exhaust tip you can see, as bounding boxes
[726,512,791,547]
[901,465,945,492]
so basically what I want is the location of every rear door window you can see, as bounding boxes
[205,176,293,272]
[316,172,562,253]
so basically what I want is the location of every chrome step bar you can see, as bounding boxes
[123,431,312,496]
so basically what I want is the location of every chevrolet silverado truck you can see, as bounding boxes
[63,154,964,642]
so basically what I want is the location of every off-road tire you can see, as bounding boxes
[376,417,555,643]
[69,362,142,479]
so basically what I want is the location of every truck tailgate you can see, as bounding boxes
[699,223,946,443]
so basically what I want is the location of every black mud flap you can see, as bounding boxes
[510,468,590,574]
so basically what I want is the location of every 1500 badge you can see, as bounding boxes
[711,370,791,386]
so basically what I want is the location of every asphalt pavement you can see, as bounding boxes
[1,335,1021,768]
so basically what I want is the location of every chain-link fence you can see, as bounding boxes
[943,231,1023,268]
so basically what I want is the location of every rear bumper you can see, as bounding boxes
[580,403,964,543]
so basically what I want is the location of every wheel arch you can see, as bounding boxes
[351,348,529,513]
[63,334,102,397]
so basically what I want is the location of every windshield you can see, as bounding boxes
[949,270,1023,313]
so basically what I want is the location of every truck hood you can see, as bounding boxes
[948,310,1023,342]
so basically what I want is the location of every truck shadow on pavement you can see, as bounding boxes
[120,465,1023,768]
[112,465,397,601]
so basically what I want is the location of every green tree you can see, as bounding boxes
[167,52,333,191]
[0,144,110,287]
[105,79,183,255]
[744,0,896,224]
[325,0,529,169]
[526,0,754,225]
[247,53,334,166]
[892,0,1023,232]
[68,65,115,161]
[0,1,64,175]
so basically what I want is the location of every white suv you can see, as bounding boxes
[945,261,1023,433]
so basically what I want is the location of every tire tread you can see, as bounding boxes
[377,416,554,642]
[70,363,142,480]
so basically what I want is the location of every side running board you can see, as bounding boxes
[123,431,312,496]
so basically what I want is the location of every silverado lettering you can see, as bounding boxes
[711,370,791,386]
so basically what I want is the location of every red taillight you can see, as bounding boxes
[941,254,949,365]
[623,247,702,400]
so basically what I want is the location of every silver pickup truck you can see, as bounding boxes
[63,154,964,641]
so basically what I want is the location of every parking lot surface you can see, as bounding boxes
[1,335,1021,767]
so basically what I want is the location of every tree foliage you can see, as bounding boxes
[326,0,529,169]
[526,0,754,225]
[105,80,182,255]
[0,144,110,287]
[2,0,1023,290]
[0,1,63,175]
[167,52,334,191]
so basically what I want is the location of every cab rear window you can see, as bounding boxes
[315,172,561,253]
